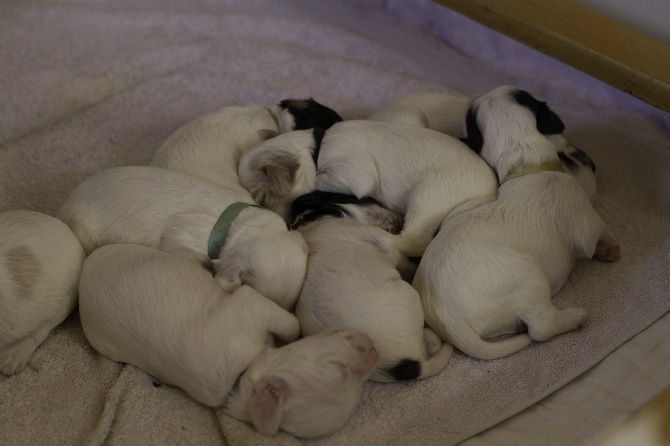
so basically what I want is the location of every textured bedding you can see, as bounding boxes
[1,1,669,445]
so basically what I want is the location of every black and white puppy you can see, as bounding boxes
[0,210,85,375]
[238,121,498,257]
[414,86,620,360]
[151,100,342,195]
[295,217,452,382]
[368,91,600,200]
[57,166,308,311]
[290,191,404,234]
[79,244,378,439]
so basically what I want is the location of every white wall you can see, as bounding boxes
[573,0,670,45]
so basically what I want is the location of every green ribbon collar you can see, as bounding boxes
[208,202,262,259]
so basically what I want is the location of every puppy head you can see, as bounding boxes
[228,328,379,438]
[238,129,322,222]
[213,215,308,311]
[269,98,343,133]
[462,86,565,178]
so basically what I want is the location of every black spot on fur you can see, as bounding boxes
[387,359,421,381]
[290,191,383,221]
[279,98,343,130]
[461,105,484,154]
[511,89,565,135]
[311,127,326,167]
[570,145,596,172]
[152,381,162,388]
[291,205,349,229]
[557,151,577,172]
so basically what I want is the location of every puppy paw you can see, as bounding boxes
[0,339,36,376]
[594,234,621,262]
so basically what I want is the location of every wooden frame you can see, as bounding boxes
[433,0,670,113]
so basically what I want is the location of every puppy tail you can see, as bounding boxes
[449,322,533,360]
[417,329,453,380]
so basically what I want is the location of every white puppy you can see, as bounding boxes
[57,166,307,310]
[238,121,498,257]
[151,100,342,195]
[0,210,85,375]
[368,91,600,201]
[150,104,279,199]
[79,244,378,439]
[414,86,620,360]
[295,217,452,382]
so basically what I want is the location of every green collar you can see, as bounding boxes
[208,202,262,259]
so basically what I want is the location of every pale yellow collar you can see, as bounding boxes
[501,160,565,183]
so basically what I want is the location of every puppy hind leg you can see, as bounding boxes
[594,231,621,262]
[518,281,588,342]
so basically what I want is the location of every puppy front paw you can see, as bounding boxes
[594,234,621,262]
[0,339,36,376]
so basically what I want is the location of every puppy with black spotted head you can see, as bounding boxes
[414,86,620,360]
[368,91,600,198]
[151,99,342,197]
[238,121,498,257]
[0,210,85,375]
[295,216,453,383]
[57,166,308,311]
[79,244,378,439]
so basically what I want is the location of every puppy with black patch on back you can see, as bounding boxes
[295,216,452,382]
[238,121,498,257]
[289,191,404,234]
[0,210,85,375]
[151,99,342,196]
[368,91,601,197]
[79,244,378,439]
[413,86,620,360]
[57,165,308,311]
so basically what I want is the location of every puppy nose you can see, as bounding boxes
[344,330,379,375]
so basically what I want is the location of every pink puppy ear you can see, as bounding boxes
[250,376,290,436]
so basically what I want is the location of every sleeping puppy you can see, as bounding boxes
[79,244,378,439]
[151,99,342,195]
[295,217,452,382]
[368,91,599,200]
[57,166,308,311]
[289,191,404,234]
[413,86,620,360]
[238,121,498,257]
[0,210,85,375]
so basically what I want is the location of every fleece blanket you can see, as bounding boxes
[1,0,669,445]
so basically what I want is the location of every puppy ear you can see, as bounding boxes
[250,376,289,436]
[258,129,279,140]
[535,101,565,134]
[460,105,483,154]
[263,154,301,198]
[212,257,252,292]
[511,89,565,135]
